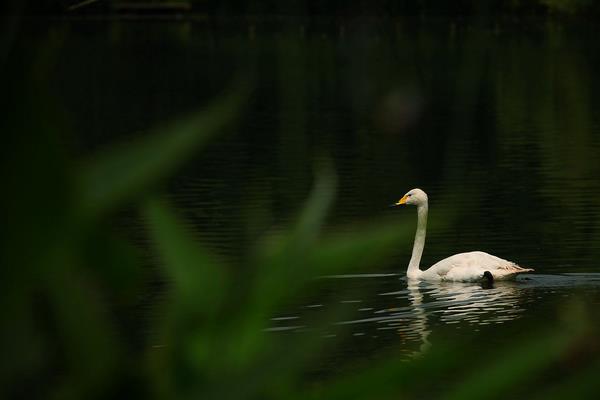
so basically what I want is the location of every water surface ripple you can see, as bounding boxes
[269,273,600,353]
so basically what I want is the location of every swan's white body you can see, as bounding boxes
[395,188,533,282]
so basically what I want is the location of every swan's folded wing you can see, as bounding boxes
[427,251,533,281]
[428,251,497,276]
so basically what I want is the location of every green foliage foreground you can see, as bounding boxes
[2,37,600,400]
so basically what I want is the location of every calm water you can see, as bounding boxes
[268,273,600,360]
[26,17,600,362]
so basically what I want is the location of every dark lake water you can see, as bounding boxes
[24,17,600,366]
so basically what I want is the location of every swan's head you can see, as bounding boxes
[393,188,428,207]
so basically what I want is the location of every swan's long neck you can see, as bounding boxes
[408,203,428,278]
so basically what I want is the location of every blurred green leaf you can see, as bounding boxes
[252,165,337,303]
[221,166,337,370]
[307,218,414,276]
[291,163,337,247]
[79,78,250,219]
[143,197,228,315]
[82,229,143,304]
[143,197,232,398]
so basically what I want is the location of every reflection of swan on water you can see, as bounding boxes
[392,189,533,282]
[425,282,524,325]
[406,280,431,357]
[378,280,526,355]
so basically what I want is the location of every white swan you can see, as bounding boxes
[393,188,533,282]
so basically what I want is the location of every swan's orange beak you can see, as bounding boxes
[392,195,409,207]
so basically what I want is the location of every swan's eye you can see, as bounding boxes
[407,194,412,197]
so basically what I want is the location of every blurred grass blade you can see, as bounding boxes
[244,164,414,324]
[232,167,411,369]
[218,301,355,400]
[291,162,337,247]
[143,197,228,314]
[307,218,414,276]
[251,165,337,306]
[143,197,230,398]
[226,167,336,366]
[80,78,250,218]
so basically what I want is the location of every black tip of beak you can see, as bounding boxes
[389,203,398,208]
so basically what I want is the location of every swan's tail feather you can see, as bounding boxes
[494,263,534,280]
[512,264,534,274]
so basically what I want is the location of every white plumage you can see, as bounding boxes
[394,188,533,282]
